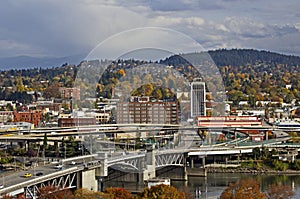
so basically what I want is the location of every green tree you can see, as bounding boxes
[292,160,300,170]
[271,159,288,171]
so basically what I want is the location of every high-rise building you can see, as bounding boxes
[190,78,206,118]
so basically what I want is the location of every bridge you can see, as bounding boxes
[0,123,298,197]
[0,134,296,198]
[0,123,296,139]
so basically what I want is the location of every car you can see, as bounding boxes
[70,161,76,165]
[24,173,32,178]
[35,172,43,176]
[54,164,63,169]
[0,184,4,189]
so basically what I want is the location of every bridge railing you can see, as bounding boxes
[0,167,82,195]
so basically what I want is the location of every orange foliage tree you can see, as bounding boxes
[74,188,104,199]
[220,179,266,199]
[1,194,13,199]
[37,186,74,199]
[137,184,186,199]
[103,187,133,199]
[2,193,25,199]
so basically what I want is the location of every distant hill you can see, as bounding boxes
[2,48,300,105]
[0,54,85,70]
[161,49,300,68]
[2,49,299,71]
[208,49,300,67]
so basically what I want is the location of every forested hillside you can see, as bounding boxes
[1,49,300,107]
[161,49,300,106]
[209,49,300,67]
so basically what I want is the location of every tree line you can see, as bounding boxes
[1,49,300,107]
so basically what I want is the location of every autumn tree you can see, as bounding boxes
[137,184,186,199]
[219,179,265,199]
[178,186,194,199]
[43,83,61,99]
[1,194,25,199]
[1,194,13,199]
[37,186,74,199]
[15,77,25,92]
[119,69,126,76]
[103,187,133,199]
[152,88,163,99]
[74,188,104,199]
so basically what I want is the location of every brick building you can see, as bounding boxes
[0,111,14,123]
[13,110,43,127]
[117,97,179,124]
[59,87,80,99]
[58,117,96,127]
[36,102,62,113]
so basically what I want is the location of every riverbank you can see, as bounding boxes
[206,167,300,174]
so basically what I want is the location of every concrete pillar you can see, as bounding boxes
[144,145,156,181]
[191,157,194,168]
[183,165,188,181]
[137,158,145,183]
[292,154,295,163]
[202,156,206,167]
[82,169,97,191]
[77,171,82,188]
[96,152,108,177]
[143,165,156,181]
[151,145,155,166]
[97,177,103,192]
[137,172,143,183]
[183,154,188,181]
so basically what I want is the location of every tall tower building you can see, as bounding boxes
[190,78,206,118]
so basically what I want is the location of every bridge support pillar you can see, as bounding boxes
[144,145,156,181]
[81,169,97,191]
[97,177,104,192]
[143,165,156,181]
[96,152,108,176]
[191,157,194,168]
[183,153,188,181]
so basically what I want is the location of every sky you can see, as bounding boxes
[0,0,300,60]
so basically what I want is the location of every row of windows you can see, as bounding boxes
[118,104,177,107]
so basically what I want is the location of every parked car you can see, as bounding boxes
[0,184,4,189]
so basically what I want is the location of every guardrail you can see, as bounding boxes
[0,167,82,195]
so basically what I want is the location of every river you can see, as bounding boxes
[171,173,300,199]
